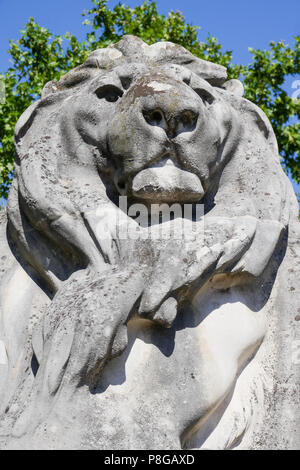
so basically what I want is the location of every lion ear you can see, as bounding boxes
[222,79,244,97]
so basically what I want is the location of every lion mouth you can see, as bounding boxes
[117,158,204,203]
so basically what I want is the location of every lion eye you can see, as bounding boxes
[95,85,123,103]
[194,88,215,106]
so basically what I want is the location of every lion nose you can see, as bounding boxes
[142,108,198,138]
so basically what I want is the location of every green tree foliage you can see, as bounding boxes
[0,0,299,199]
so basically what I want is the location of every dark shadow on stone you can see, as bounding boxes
[92,318,177,394]
[31,352,39,377]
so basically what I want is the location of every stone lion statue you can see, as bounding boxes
[0,35,299,450]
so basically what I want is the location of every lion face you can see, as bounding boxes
[59,59,240,206]
[10,35,253,293]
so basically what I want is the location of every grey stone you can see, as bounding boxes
[0,35,299,450]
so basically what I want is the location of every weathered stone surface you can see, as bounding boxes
[0,35,299,449]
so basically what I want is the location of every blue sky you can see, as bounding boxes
[1,0,299,68]
[0,0,299,196]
